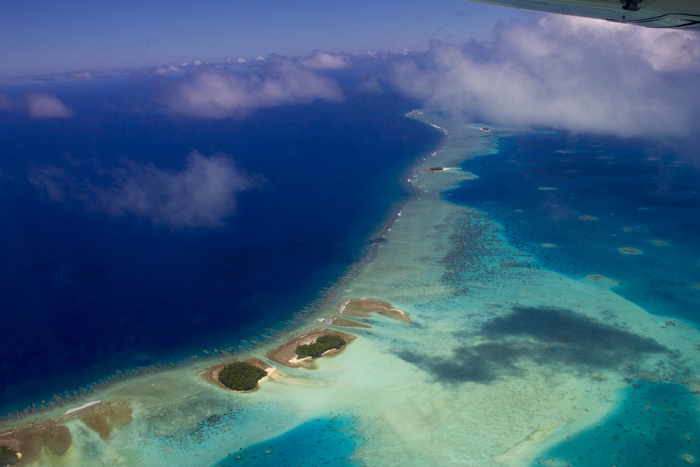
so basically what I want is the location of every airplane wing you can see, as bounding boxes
[466,0,700,29]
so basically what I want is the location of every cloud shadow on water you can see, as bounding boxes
[398,306,667,384]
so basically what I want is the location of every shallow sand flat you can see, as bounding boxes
[342,228,698,465]
[325,316,372,328]
[341,216,691,464]
[339,297,411,322]
[3,114,700,466]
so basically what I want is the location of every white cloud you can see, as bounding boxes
[154,65,183,75]
[26,93,73,118]
[389,16,700,138]
[160,59,344,118]
[30,151,256,228]
[299,51,352,70]
[97,151,253,227]
[552,17,700,73]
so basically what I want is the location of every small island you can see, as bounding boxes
[421,166,444,173]
[295,334,346,359]
[202,358,273,392]
[218,361,268,392]
[267,330,356,368]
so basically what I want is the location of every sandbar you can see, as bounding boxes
[64,400,101,415]
[338,297,411,322]
[326,316,372,328]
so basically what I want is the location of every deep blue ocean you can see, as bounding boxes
[0,78,439,415]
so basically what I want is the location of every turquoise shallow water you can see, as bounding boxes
[441,129,700,466]
[214,417,361,467]
[534,382,700,466]
[447,132,700,324]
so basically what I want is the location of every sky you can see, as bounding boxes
[2,0,700,146]
[0,0,545,78]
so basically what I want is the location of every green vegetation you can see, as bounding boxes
[0,445,18,466]
[296,334,346,359]
[218,361,267,391]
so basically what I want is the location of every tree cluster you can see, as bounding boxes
[218,361,267,391]
[0,445,18,466]
[296,334,346,359]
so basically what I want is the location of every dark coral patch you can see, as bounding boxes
[398,306,666,383]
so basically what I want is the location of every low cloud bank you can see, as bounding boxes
[27,93,73,118]
[388,16,700,138]
[160,59,344,118]
[299,51,352,70]
[30,151,255,228]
